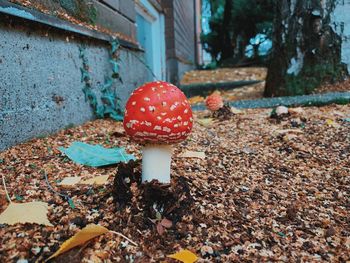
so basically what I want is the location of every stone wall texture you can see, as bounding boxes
[0,14,149,151]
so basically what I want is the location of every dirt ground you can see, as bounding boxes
[0,104,349,262]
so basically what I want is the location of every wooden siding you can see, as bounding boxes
[162,0,195,64]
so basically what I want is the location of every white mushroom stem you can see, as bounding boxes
[142,144,172,183]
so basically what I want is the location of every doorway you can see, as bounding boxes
[136,0,166,81]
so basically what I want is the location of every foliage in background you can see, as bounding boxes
[201,0,274,66]
[79,39,123,121]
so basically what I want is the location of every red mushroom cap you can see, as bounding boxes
[205,93,224,111]
[123,81,193,144]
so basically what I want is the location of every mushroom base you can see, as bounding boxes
[113,160,194,231]
[212,104,235,120]
[142,145,172,184]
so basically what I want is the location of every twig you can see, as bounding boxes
[1,175,12,203]
[44,171,69,199]
[43,171,77,209]
[109,230,138,246]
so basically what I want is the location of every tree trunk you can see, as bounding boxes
[265,0,349,97]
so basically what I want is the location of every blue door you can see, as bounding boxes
[136,14,154,80]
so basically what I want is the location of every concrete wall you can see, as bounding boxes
[0,14,149,151]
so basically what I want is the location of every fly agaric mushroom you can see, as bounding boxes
[205,93,224,111]
[123,81,193,183]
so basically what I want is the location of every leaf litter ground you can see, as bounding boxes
[0,104,349,262]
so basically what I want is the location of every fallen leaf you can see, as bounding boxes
[80,175,109,185]
[58,177,81,186]
[156,222,165,235]
[58,142,135,167]
[0,202,53,226]
[47,224,109,260]
[188,96,204,104]
[178,151,206,159]
[160,218,173,228]
[167,249,198,263]
[273,129,304,136]
[325,119,340,128]
[231,107,242,114]
[196,118,213,127]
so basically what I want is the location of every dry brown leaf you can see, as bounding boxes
[47,224,109,260]
[161,218,173,228]
[178,151,206,159]
[0,202,53,226]
[79,175,109,185]
[58,177,81,186]
[156,222,165,235]
[273,129,304,136]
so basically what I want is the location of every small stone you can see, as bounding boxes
[201,245,214,256]
[276,106,289,116]
[31,247,41,255]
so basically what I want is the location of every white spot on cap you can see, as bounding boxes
[170,105,176,111]
[156,116,162,120]
[145,121,152,127]
[149,106,156,112]
[161,112,167,116]
[164,118,172,123]
[140,107,146,112]
[177,116,182,121]
[174,124,179,128]
[162,102,167,106]
[152,87,156,91]
[184,109,188,114]
[163,127,171,132]
[190,117,193,122]
[184,121,188,126]
[144,97,150,101]
[154,125,162,130]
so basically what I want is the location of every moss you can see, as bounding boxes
[285,62,345,96]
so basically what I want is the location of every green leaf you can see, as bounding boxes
[68,198,76,209]
[58,142,135,167]
[15,194,24,201]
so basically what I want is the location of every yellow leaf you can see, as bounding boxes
[79,175,109,185]
[47,224,109,260]
[0,202,53,226]
[197,118,213,127]
[178,151,206,160]
[326,119,340,128]
[58,177,81,186]
[167,249,198,263]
